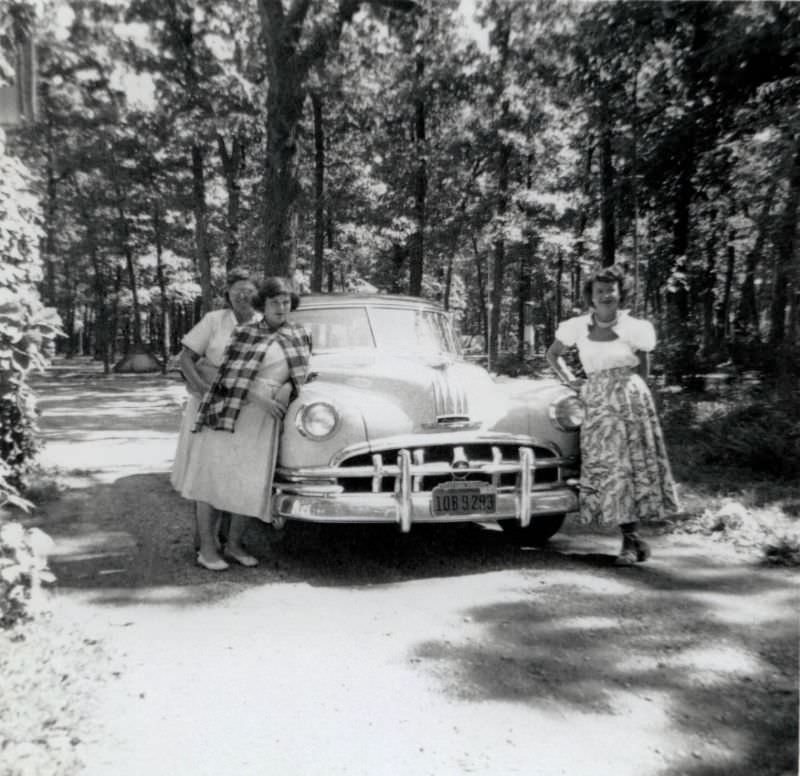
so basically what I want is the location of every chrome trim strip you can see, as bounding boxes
[491,446,503,488]
[412,449,425,492]
[371,453,383,493]
[276,458,572,480]
[397,449,412,533]
[329,432,563,466]
[421,420,481,431]
[518,446,533,528]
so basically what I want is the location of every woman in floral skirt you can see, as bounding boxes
[546,264,678,565]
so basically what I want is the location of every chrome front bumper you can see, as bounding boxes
[273,447,579,533]
[273,488,578,532]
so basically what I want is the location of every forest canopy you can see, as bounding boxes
[3,0,799,381]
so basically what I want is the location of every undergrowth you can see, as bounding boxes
[660,387,800,566]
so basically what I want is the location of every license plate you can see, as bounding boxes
[431,482,496,516]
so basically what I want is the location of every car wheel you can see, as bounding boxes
[498,514,566,546]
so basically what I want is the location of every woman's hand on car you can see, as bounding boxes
[251,394,287,419]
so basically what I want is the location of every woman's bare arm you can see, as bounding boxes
[179,347,212,398]
[546,339,583,390]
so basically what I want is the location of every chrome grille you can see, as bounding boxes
[337,443,562,494]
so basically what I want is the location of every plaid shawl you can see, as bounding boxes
[192,320,312,433]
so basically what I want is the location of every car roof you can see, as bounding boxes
[296,293,444,311]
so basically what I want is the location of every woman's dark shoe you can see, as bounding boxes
[615,533,651,566]
[632,535,651,562]
[614,534,638,566]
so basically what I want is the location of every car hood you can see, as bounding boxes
[288,349,573,454]
[279,350,578,468]
[308,350,510,427]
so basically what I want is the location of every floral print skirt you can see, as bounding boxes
[578,367,679,526]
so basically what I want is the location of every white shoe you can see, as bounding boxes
[196,553,229,571]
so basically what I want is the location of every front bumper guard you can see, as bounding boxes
[274,447,579,533]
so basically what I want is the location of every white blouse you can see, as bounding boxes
[182,309,260,366]
[554,311,656,374]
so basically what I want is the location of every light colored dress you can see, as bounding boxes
[170,309,258,495]
[175,341,289,519]
[555,311,679,526]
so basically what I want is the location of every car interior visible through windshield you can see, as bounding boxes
[293,306,456,354]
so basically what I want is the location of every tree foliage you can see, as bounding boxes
[3,0,798,388]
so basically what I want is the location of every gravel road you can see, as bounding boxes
[24,362,799,776]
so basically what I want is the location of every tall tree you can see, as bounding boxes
[256,0,416,276]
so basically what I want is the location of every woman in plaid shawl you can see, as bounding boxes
[179,277,312,571]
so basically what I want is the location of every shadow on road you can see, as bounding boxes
[26,359,800,776]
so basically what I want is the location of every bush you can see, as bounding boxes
[0,129,61,510]
[0,519,55,628]
[695,400,800,479]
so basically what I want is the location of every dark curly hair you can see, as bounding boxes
[254,276,295,309]
[581,264,631,308]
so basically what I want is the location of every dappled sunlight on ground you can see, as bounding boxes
[15,358,799,776]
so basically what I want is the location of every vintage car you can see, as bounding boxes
[272,294,584,544]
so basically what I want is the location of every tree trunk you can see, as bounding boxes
[391,244,407,294]
[154,201,169,373]
[263,84,304,277]
[769,140,800,345]
[62,256,75,358]
[665,12,705,382]
[718,233,735,346]
[217,134,244,274]
[110,263,123,364]
[326,212,335,293]
[701,234,716,356]
[574,142,593,306]
[631,66,641,312]
[599,92,616,267]
[88,224,110,373]
[111,187,144,350]
[555,249,564,327]
[472,236,488,357]
[490,139,511,367]
[256,0,415,277]
[191,143,213,313]
[443,253,454,312]
[517,253,533,360]
[122,243,143,349]
[408,54,426,296]
[311,90,325,292]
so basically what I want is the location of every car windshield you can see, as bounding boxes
[294,305,457,355]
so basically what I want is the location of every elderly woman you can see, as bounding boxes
[179,277,312,571]
[546,263,678,566]
[171,268,260,554]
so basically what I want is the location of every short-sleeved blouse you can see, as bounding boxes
[182,309,260,367]
[554,311,656,374]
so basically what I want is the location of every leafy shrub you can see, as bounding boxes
[695,400,800,479]
[0,519,55,628]
[0,129,61,510]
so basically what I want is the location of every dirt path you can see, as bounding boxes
[23,360,799,776]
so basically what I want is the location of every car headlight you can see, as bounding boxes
[548,394,585,431]
[296,401,340,440]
